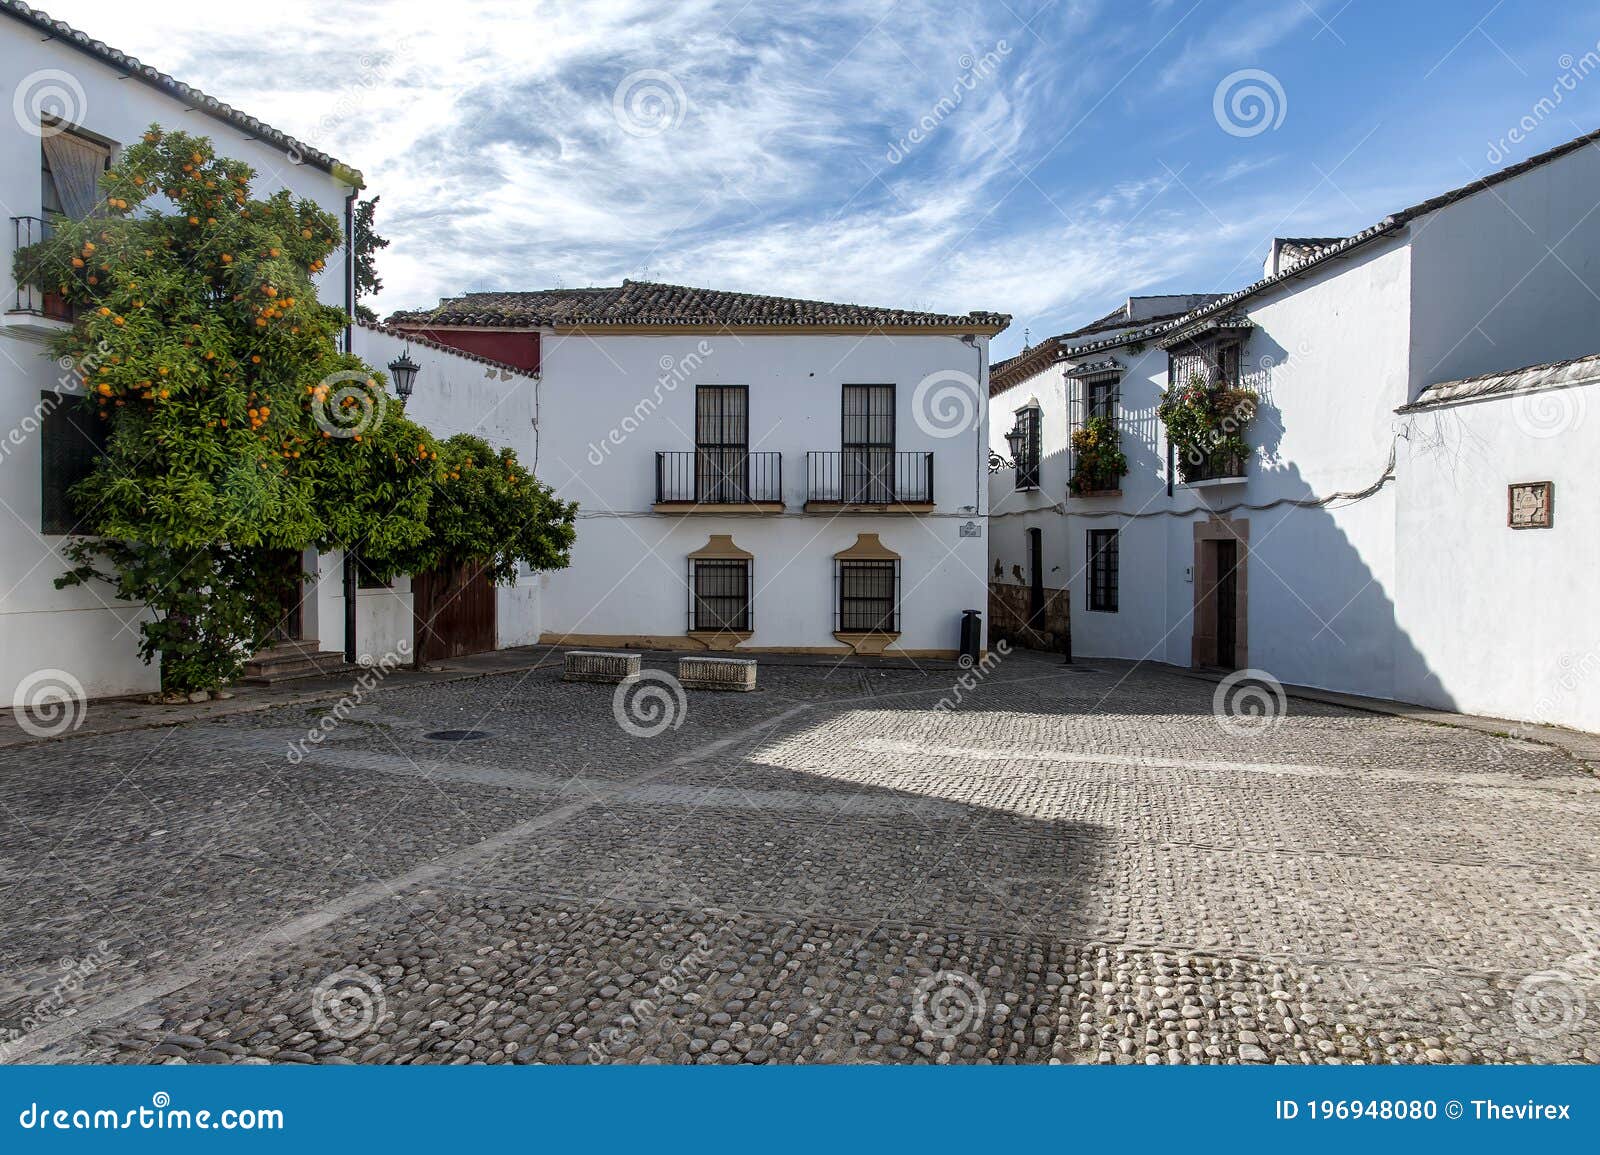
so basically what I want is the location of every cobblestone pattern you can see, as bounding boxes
[4,655,1598,1064]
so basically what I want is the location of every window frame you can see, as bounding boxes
[1086,528,1120,614]
[835,558,900,634]
[841,383,896,503]
[694,384,750,503]
[1013,403,1042,490]
[38,391,108,536]
[688,556,753,634]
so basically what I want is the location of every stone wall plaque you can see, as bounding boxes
[1508,481,1553,529]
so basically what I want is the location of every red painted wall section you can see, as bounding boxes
[406,328,541,374]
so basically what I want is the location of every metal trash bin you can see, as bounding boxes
[959,609,982,667]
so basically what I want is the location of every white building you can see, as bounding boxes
[989,127,1600,733]
[0,2,544,702]
[393,283,1008,658]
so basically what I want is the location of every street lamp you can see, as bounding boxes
[1004,423,1025,463]
[386,347,420,399]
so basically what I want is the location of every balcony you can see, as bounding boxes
[1179,451,1248,488]
[805,451,934,513]
[7,216,77,335]
[653,450,784,513]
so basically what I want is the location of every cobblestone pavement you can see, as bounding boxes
[2,654,1598,1065]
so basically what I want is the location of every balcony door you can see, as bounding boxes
[695,385,749,503]
[842,384,894,503]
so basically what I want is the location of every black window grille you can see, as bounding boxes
[695,385,749,502]
[689,558,752,632]
[1087,376,1117,421]
[1087,529,1119,613]
[1013,405,1041,490]
[39,392,107,535]
[842,384,895,503]
[837,559,899,633]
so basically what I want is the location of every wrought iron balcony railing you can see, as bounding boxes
[9,216,76,321]
[655,450,783,505]
[806,450,934,506]
[1179,451,1247,484]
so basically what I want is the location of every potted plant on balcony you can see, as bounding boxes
[1157,372,1259,483]
[1068,415,1127,495]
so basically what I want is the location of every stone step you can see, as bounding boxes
[240,641,354,684]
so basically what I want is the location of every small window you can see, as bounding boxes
[838,559,899,633]
[42,128,112,221]
[690,558,751,632]
[1086,377,1118,421]
[1087,528,1119,613]
[39,392,107,535]
[1013,405,1041,490]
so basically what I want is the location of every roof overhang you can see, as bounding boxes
[1061,356,1124,379]
[1156,314,1256,350]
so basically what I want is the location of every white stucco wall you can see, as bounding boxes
[1394,385,1598,732]
[536,331,991,654]
[1407,144,1600,394]
[0,16,357,705]
[988,365,1069,605]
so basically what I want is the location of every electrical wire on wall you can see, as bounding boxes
[988,441,1398,521]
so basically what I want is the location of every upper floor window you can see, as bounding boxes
[695,385,749,502]
[1086,376,1118,421]
[42,128,112,221]
[1011,404,1041,490]
[1168,338,1243,393]
[842,384,895,503]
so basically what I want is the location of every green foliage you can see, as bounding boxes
[16,127,574,692]
[1068,414,1127,495]
[1157,372,1258,483]
[352,195,389,324]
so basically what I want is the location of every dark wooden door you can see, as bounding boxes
[262,549,305,642]
[1214,540,1238,670]
[413,561,497,663]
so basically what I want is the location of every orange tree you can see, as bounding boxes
[16,127,574,692]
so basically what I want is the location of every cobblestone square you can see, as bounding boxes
[2,652,1597,1065]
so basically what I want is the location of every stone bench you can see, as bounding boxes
[562,650,641,684]
[677,655,757,692]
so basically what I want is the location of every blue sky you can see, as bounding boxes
[45,0,1600,358]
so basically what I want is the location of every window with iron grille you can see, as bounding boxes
[842,384,895,503]
[690,559,752,632]
[39,392,107,535]
[1086,376,1117,421]
[695,385,749,502]
[1087,529,1119,613]
[837,560,899,633]
[1013,404,1041,490]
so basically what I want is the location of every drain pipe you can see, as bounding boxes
[342,188,359,664]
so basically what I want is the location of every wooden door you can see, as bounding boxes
[413,561,497,663]
[1215,540,1238,670]
[261,549,305,642]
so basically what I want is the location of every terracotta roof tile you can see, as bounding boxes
[388,280,1010,333]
